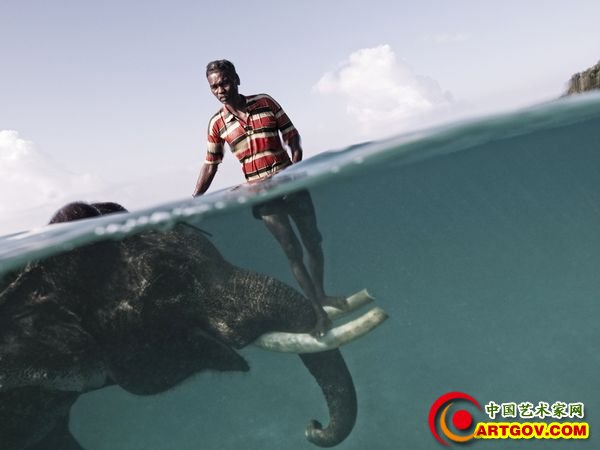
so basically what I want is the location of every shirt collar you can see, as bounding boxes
[222,95,255,123]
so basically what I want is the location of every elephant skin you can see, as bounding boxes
[0,202,358,449]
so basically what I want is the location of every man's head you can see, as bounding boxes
[206,59,240,105]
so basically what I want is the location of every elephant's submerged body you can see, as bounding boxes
[0,203,362,449]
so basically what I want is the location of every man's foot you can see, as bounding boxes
[310,308,332,338]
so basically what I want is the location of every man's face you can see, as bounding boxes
[207,70,239,105]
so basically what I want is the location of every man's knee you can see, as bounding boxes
[301,227,323,252]
[281,239,304,261]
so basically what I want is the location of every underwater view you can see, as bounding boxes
[2,94,600,449]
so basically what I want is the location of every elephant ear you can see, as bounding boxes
[105,326,249,396]
[0,264,108,393]
[0,307,108,393]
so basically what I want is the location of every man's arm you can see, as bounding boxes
[267,94,302,163]
[192,163,218,197]
[288,134,303,163]
[195,113,226,197]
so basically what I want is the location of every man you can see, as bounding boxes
[192,59,343,336]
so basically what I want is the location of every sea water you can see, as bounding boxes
[2,94,600,449]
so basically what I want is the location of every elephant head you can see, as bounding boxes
[0,202,386,449]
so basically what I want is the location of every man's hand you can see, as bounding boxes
[292,148,303,163]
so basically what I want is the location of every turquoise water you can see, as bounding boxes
[2,94,600,449]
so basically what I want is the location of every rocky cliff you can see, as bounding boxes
[565,61,600,95]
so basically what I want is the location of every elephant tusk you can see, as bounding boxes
[323,289,374,321]
[252,307,389,353]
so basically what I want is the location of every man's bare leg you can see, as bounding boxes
[260,211,331,336]
[289,203,347,309]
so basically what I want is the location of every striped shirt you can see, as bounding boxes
[205,94,299,181]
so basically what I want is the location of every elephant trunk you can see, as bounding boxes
[215,269,359,446]
[300,349,357,447]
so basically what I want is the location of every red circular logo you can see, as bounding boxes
[429,392,481,446]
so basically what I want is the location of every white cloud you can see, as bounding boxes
[0,130,104,233]
[0,130,242,235]
[314,45,453,136]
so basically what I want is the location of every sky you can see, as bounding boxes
[1,0,600,234]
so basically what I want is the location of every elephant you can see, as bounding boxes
[0,202,386,449]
